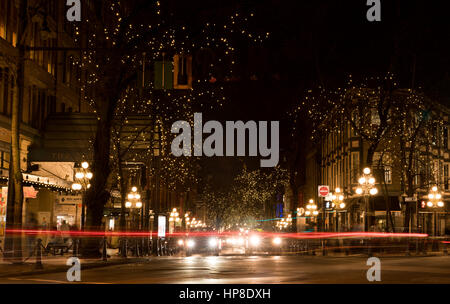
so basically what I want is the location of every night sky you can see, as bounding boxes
[184,0,450,188]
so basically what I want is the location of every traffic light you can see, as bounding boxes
[421,201,426,209]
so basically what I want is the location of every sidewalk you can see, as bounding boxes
[0,254,150,278]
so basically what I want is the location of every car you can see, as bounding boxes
[184,228,221,256]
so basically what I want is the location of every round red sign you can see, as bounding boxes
[319,186,329,196]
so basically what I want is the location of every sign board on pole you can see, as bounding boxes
[158,215,166,238]
[405,197,417,202]
[318,185,329,197]
[58,195,82,205]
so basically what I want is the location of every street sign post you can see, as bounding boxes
[318,185,329,197]
[405,197,417,202]
[158,215,166,238]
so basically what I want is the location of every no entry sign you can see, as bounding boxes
[318,185,329,197]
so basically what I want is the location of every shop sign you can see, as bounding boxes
[58,195,82,205]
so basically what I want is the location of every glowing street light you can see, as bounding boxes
[71,183,82,190]
[355,167,378,231]
[426,186,445,237]
[427,186,444,209]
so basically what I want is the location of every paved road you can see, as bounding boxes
[1,255,450,284]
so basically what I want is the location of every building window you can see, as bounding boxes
[1,151,10,169]
[0,68,13,117]
[433,160,440,184]
[351,151,360,183]
[373,152,392,184]
[432,123,438,146]
[0,0,7,39]
[4,0,18,46]
[371,108,380,125]
[384,167,392,184]
[444,127,448,150]
[444,163,449,191]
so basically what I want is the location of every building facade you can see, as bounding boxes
[298,91,450,236]
[0,0,90,241]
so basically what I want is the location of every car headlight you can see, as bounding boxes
[208,238,218,248]
[187,240,195,248]
[177,239,184,246]
[273,237,282,245]
[249,235,261,247]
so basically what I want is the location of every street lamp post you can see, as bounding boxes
[169,208,181,233]
[355,167,378,232]
[275,214,293,231]
[426,186,445,238]
[304,199,318,254]
[72,161,93,230]
[327,188,346,232]
[125,187,142,256]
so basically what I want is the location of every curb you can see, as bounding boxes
[0,257,150,278]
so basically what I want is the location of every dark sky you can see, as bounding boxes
[193,0,450,120]
[176,0,450,188]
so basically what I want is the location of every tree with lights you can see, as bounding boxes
[202,167,288,231]
[381,91,441,232]
[77,1,265,256]
[291,74,444,232]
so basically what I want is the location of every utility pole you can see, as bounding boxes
[4,0,27,261]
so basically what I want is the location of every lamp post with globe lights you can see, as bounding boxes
[326,187,346,231]
[169,208,181,233]
[275,214,293,231]
[124,186,143,256]
[71,161,93,230]
[426,186,445,237]
[305,199,319,217]
[355,167,378,231]
[126,186,143,229]
[303,199,319,254]
[305,199,319,232]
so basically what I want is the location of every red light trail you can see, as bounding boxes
[5,229,428,239]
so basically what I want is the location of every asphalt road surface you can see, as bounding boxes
[1,255,450,284]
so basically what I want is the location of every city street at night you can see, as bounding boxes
[1,255,450,284]
[1,0,450,297]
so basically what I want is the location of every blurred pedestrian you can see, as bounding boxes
[60,220,71,244]
[26,214,38,257]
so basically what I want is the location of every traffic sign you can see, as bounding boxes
[158,215,166,238]
[318,185,329,197]
[404,197,417,202]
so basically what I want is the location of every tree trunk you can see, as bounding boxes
[403,171,415,233]
[4,0,27,262]
[81,107,114,257]
[365,144,377,230]
[118,149,127,257]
